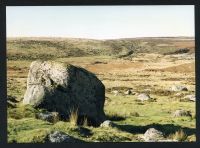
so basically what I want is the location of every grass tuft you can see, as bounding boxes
[69,108,79,126]
[171,129,188,142]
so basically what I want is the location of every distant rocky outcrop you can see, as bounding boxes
[23,61,106,125]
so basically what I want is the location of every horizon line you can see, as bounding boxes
[7,36,195,41]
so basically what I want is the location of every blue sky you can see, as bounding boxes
[6,6,194,39]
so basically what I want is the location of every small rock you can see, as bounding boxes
[170,85,188,91]
[173,109,192,117]
[7,101,17,108]
[100,120,114,128]
[137,93,151,101]
[48,131,81,143]
[124,89,132,95]
[184,95,195,102]
[175,92,183,97]
[143,128,164,142]
[112,90,119,96]
[144,89,151,92]
[7,95,18,108]
[7,95,19,103]
[36,112,59,123]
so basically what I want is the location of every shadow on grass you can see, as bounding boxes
[106,115,126,121]
[114,123,195,137]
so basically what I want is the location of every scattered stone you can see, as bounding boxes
[35,112,59,123]
[175,92,184,97]
[7,95,18,108]
[170,85,188,92]
[100,120,114,128]
[137,93,151,101]
[23,61,106,125]
[183,95,195,102]
[173,109,192,117]
[112,90,119,96]
[144,89,151,92]
[48,131,82,143]
[7,95,19,103]
[124,89,132,95]
[7,101,17,108]
[143,128,164,142]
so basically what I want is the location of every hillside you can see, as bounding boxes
[7,37,194,60]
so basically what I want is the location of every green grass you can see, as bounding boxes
[7,37,195,142]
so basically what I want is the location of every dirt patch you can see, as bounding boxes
[160,62,195,73]
[86,61,144,73]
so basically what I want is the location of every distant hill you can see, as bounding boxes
[7,37,195,60]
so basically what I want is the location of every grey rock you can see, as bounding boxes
[173,109,192,117]
[48,131,81,143]
[137,93,151,101]
[35,112,59,123]
[124,89,132,95]
[7,95,18,108]
[143,128,164,142]
[23,61,106,125]
[100,120,114,128]
[112,90,119,96]
[170,85,188,91]
[184,95,195,102]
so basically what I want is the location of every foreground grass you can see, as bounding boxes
[8,92,195,142]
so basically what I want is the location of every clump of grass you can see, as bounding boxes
[170,129,188,142]
[8,105,38,119]
[83,117,88,127]
[69,108,79,126]
[129,112,140,117]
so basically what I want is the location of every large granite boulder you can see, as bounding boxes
[23,61,106,125]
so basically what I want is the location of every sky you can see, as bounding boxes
[6,6,194,39]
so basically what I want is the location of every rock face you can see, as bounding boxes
[137,93,151,101]
[48,131,82,143]
[143,128,164,142]
[170,85,188,91]
[23,61,106,125]
[173,109,192,117]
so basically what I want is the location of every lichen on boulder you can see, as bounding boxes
[23,60,106,125]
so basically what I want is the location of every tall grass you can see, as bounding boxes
[69,108,79,126]
[171,129,188,142]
